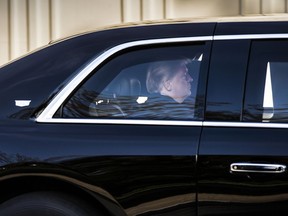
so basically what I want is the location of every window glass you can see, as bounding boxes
[61,43,209,120]
[244,40,288,122]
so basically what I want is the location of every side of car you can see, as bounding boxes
[1,19,288,216]
[0,21,215,216]
[199,21,288,215]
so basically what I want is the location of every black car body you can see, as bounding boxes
[1,16,288,215]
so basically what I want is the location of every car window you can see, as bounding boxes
[0,35,106,119]
[243,40,288,122]
[61,42,209,120]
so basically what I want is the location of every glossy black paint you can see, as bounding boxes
[198,127,288,215]
[215,21,288,35]
[0,119,200,215]
[199,20,288,216]
[205,40,250,121]
[1,20,288,215]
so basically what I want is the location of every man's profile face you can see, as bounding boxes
[169,64,193,102]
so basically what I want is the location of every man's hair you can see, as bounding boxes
[146,59,190,93]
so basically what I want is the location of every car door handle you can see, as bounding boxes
[230,163,286,173]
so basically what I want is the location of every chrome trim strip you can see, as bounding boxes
[38,118,203,126]
[37,118,288,129]
[204,121,288,128]
[214,33,288,40]
[36,36,212,123]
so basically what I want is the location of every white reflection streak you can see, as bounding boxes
[15,100,31,107]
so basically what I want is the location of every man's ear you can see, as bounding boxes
[163,80,172,91]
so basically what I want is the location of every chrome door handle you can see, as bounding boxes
[230,163,286,173]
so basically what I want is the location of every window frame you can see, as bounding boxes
[36,36,212,126]
[36,33,288,128]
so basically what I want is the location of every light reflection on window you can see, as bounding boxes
[136,96,148,104]
[263,62,274,121]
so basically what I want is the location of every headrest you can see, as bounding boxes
[114,78,141,97]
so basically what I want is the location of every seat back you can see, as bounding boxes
[114,77,141,98]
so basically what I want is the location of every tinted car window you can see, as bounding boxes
[62,43,209,120]
[0,33,112,120]
[244,40,288,122]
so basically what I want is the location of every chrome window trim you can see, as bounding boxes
[36,36,212,123]
[36,33,288,125]
[214,33,288,40]
[37,117,288,128]
[39,118,203,126]
[36,117,288,128]
[204,121,288,128]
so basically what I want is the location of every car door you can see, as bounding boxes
[198,25,288,215]
[34,38,212,215]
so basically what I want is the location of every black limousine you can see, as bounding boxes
[1,15,288,216]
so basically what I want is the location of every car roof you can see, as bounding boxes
[49,14,288,44]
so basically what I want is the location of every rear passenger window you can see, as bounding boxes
[244,40,288,122]
[61,42,210,120]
